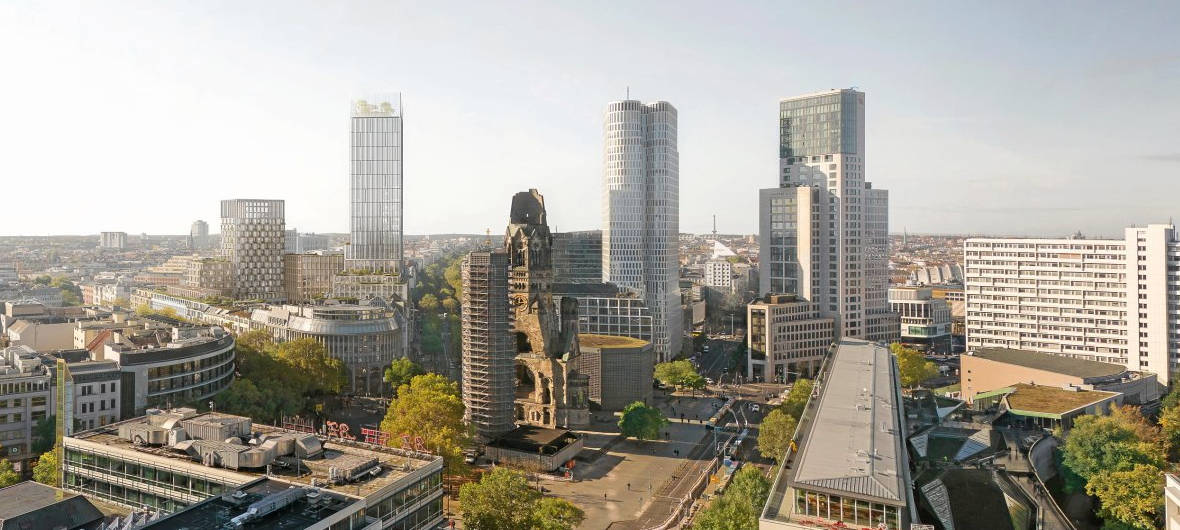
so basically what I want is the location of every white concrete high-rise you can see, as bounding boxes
[758,89,897,341]
[965,224,1180,384]
[348,97,403,273]
[220,199,285,302]
[602,99,681,361]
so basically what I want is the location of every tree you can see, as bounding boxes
[1086,464,1163,530]
[780,379,814,420]
[459,468,542,530]
[1061,407,1164,483]
[458,468,583,530]
[32,415,55,454]
[654,360,701,389]
[384,358,425,392]
[33,275,51,285]
[272,339,347,394]
[379,373,470,474]
[693,466,770,530]
[32,447,58,486]
[532,497,586,530]
[891,343,938,387]
[0,459,19,488]
[1159,404,1180,460]
[618,401,668,441]
[1163,386,1180,410]
[758,409,797,463]
[443,258,463,301]
[51,277,82,306]
[419,293,441,312]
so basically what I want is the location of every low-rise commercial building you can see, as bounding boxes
[889,286,952,353]
[63,408,445,529]
[961,347,1160,405]
[760,339,914,530]
[746,294,834,383]
[0,481,106,530]
[0,345,55,473]
[970,383,1121,430]
[553,283,653,345]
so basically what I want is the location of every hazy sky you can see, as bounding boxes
[2,1,1178,238]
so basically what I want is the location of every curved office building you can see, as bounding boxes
[252,302,407,393]
[103,328,236,416]
[602,99,681,361]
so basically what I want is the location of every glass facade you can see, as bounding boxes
[349,98,403,273]
[793,488,901,529]
[779,90,860,159]
[64,446,241,513]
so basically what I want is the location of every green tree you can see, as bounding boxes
[443,258,463,301]
[890,343,938,387]
[379,373,470,474]
[1158,404,1180,460]
[32,415,56,454]
[459,468,542,530]
[0,459,19,488]
[1163,386,1180,410]
[273,339,347,394]
[693,466,770,530]
[1061,407,1164,484]
[618,401,668,441]
[32,447,58,486]
[757,408,797,463]
[780,379,814,420]
[419,293,441,312]
[33,275,51,285]
[384,358,425,392]
[51,277,82,306]
[532,497,586,530]
[1086,464,1163,530]
[654,360,701,389]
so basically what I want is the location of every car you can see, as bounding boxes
[705,377,715,385]
[750,404,760,413]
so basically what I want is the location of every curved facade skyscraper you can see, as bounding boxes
[602,100,681,361]
[347,96,403,273]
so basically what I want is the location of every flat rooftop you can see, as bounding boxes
[970,348,1126,380]
[1005,383,1119,416]
[763,339,907,523]
[70,411,441,499]
[489,425,580,456]
[0,481,104,529]
[579,333,649,349]
[143,478,359,530]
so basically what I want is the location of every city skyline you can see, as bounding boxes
[3,2,1178,237]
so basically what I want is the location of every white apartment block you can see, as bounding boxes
[704,259,734,290]
[220,199,285,302]
[758,89,896,342]
[602,99,682,361]
[965,224,1180,384]
[99,231,127,249]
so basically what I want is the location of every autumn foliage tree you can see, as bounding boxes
[1061,406,1165,529]
[890,343,938,387]
[379,373,471,474]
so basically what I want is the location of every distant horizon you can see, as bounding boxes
[2,2,1178,237]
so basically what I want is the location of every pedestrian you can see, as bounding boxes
[627,482,631,490]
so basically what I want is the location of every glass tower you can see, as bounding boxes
[348,96,403,273]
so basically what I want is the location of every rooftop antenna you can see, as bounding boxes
[712,215,717,237]
[626,86,630,99]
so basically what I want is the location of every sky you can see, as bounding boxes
[2,1,1178,238]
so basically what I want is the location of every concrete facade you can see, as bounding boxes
[574,334,654,411]
[746,294,834,383]
[889,286,952,352]
[220,199,285,302]
[964,223,1180,384]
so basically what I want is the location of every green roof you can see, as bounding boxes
[971,348,1126,380]
[1005,383,1118,416]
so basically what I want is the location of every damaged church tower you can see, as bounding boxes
[506,189,590,429]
